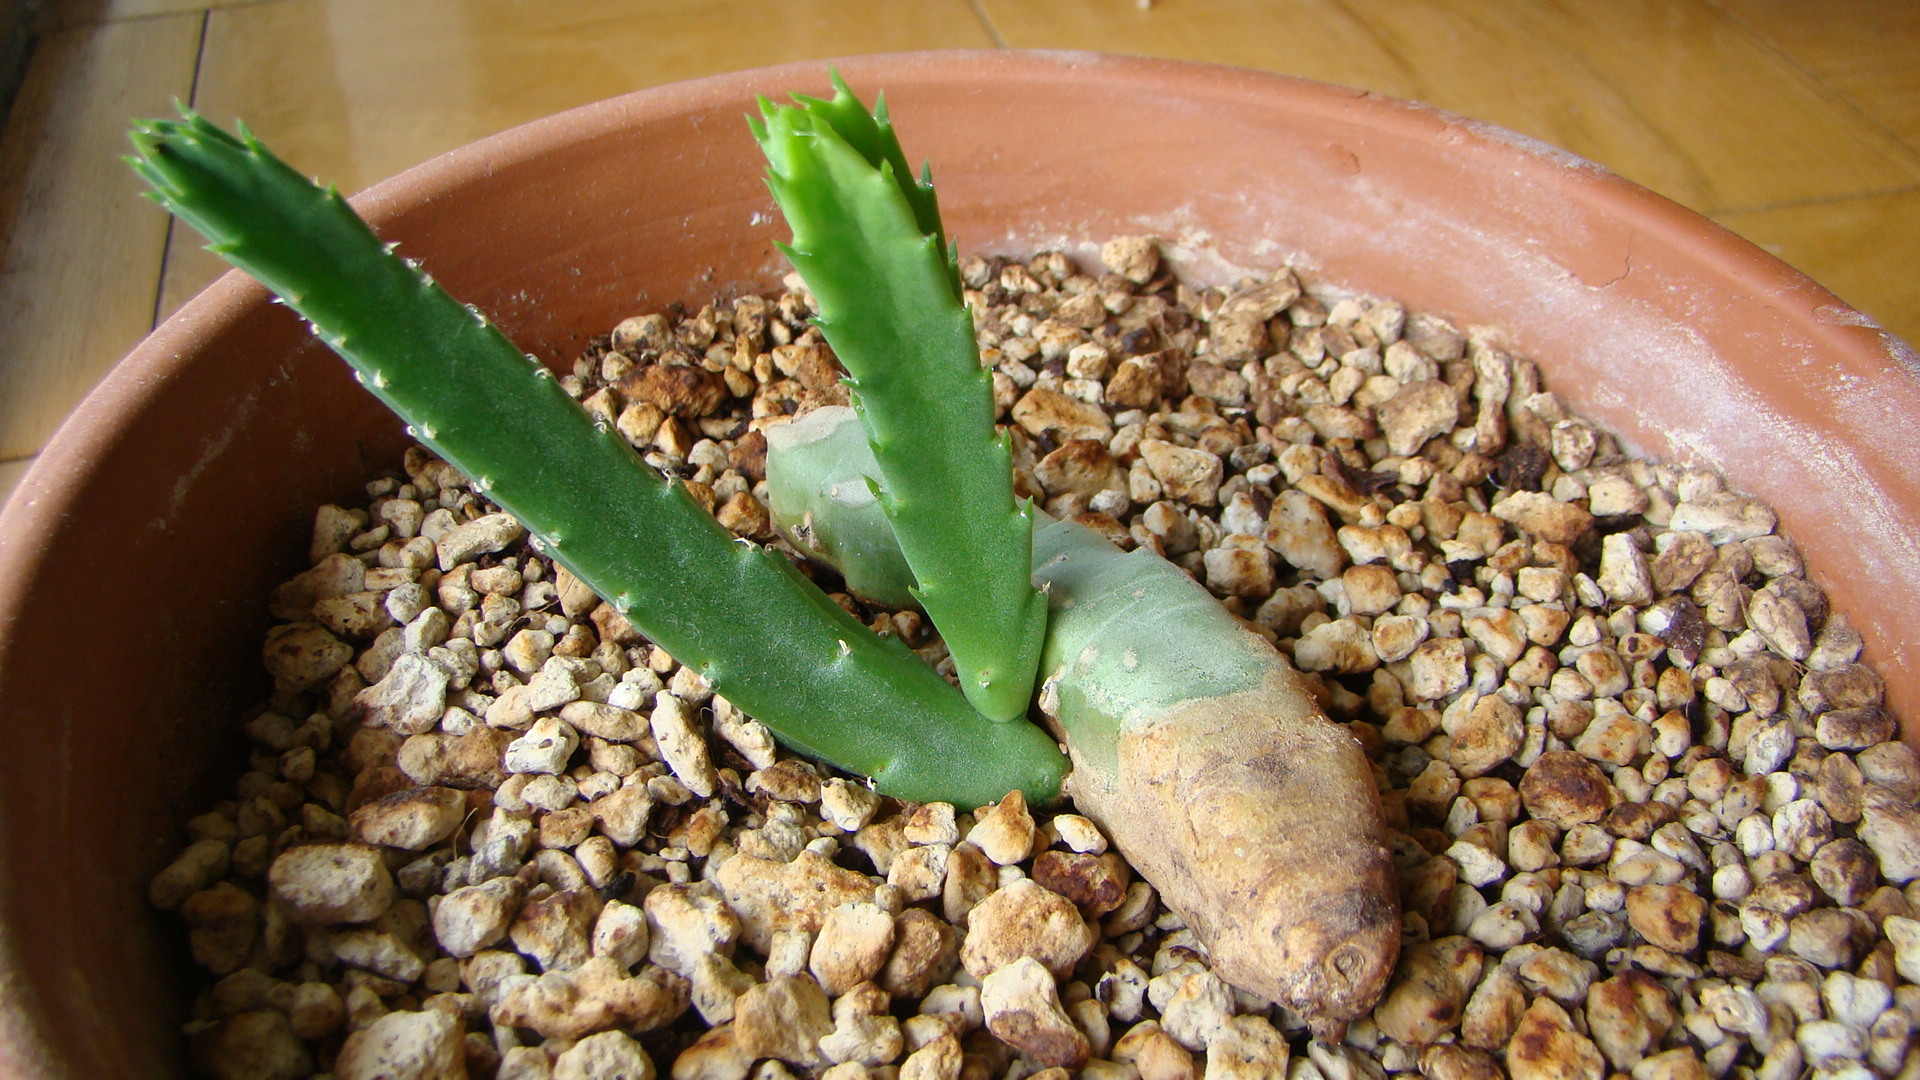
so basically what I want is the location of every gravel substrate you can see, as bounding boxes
[160,238,1920,1080]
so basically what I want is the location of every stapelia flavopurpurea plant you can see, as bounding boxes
[126,109,1068,809]
[131,77,1404,1030]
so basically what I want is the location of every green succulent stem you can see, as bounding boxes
[750,74,1049,723]
[127,109,1065,808]
[764,406,919,610]
[765,405,1274,778]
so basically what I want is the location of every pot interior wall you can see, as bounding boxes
[0,52,1912,1077]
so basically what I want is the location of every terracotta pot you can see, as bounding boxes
[0,49,1913,1076]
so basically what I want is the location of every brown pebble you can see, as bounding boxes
[1505,997,1605,1080]
[1031,850,1132,918]
[1520,751,1615,828]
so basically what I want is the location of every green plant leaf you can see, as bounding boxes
[127,109,1065,807]
[752,75,1049,723]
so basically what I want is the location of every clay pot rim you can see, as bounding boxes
[3,50,1905,573]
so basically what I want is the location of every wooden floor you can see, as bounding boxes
[3,0,1917,505]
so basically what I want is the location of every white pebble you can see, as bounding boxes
[502,716,578,775]
[651,692,718,798]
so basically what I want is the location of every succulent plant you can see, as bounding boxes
[127,109,1066,807]
[131,79,1401,1029]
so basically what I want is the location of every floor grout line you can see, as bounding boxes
[964,0,1009,49]
[187,10,208,117]
[1707,0,1920,171]
[147,7,209,331]
[1710,182,1920,220]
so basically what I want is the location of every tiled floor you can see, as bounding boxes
[3,0,1917,504]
